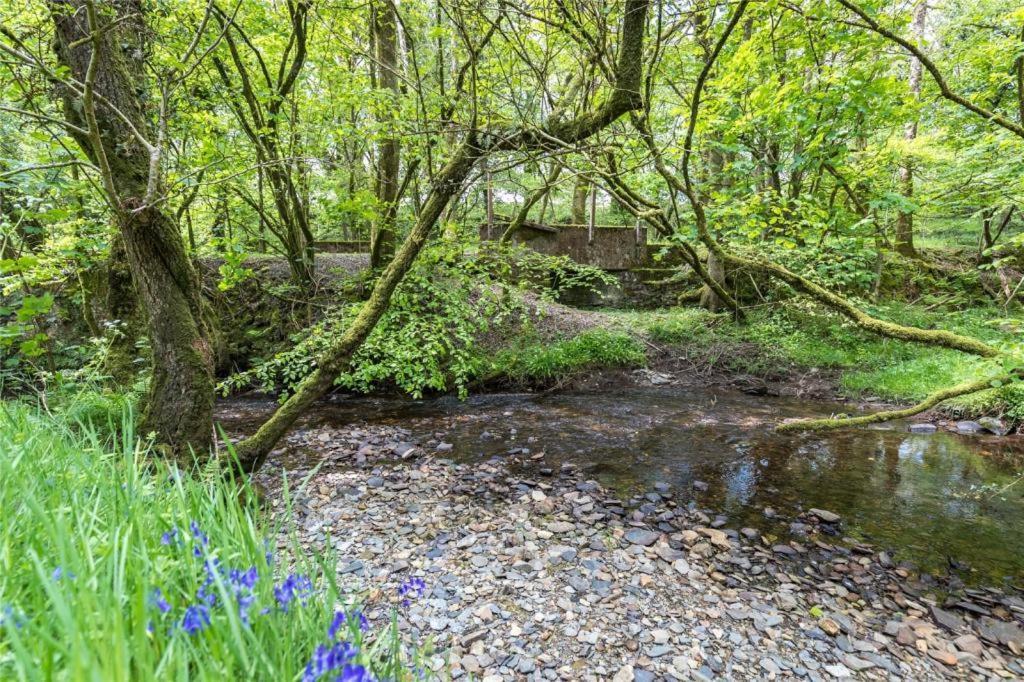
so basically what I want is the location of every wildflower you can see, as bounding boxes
[161,527,179,546]
[51,566,75,581]
[189,521,209,557]
[181,604,210,635]
[0,605,24,630]
[335,664,374,682]
[228,566,259,590]
[274,573,313,611]
[328,609,369,639]
[302,641,357,682]
[398,576,426,606]
[151,588,171,614]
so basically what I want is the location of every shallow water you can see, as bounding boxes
[218,387,1024,585]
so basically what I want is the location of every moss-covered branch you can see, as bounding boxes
[776,374,1012,432]
[705,243,1001,358]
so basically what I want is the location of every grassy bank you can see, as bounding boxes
[613,300,1022,421]
[0,402,428,680]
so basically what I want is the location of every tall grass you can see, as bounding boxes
[0,402,429,681]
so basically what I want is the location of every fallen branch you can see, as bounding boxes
[776,373,1012,432]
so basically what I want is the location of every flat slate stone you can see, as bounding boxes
[929,605,964,633]
[624,528,660,546]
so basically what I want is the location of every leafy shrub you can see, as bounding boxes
[222,245,524,399]
[222,242,622,399]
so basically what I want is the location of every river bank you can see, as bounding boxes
[234,394,1024,681]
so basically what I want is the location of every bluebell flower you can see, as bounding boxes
[161,527,179,546]
[181,604,210,635]
[328,610,369,639]
[229,566,259,590]
[335,664,374,682]
[302,642,357,682]
[51,567,72,581]
[151,588,171,614]
[274,573,313,611]
[189,521,209,556]
[237,593,256,624]
[398,576,426,606]
[0,605,24,630]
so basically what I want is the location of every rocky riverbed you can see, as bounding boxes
[250,420,1024,680]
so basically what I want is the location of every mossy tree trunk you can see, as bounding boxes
[50,0,214,461]
[369,0,401,269]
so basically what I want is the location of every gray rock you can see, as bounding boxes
[908,423,936,433]
[978,416,1008,435]
[955,421,983,434]
[808,508,841,523]
[624,528,660,546]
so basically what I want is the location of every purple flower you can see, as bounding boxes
[229,566,259,590]
[189,521,208,556]
[334,664,374,682]
[302,641,357,682]
[0,605,24,630]
[161,527,179,546]
[151,588,171,614]
[181,604,210,635]
[274,573,313,611]
[51,567,75,581]
[328,610,369,639]
[398,576,426,606]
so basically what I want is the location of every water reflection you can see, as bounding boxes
[218,387,1024,583]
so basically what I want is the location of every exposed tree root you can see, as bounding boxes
[776,374,1011,432]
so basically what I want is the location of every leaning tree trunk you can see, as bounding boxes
[235,0,652,473]
[50,0,214,461]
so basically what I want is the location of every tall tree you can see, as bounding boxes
[894,0,926,258]
[369,0,401,268]
[46,0,215,459]
[211,1,316,290]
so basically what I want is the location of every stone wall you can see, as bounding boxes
[481,223,648,270]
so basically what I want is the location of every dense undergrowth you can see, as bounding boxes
[0,402,432,680]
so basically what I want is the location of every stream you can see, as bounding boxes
[218,386,1024,586]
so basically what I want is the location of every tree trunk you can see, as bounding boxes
[369,0,401,269]
[571,176,589,225]
[895,1,926,258]
[50,0,214,461]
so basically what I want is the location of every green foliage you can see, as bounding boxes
[222,245,523,399]
[0,401,431,679]
[475,241,619,302]
[221,241,625,399]
[494,329,647,384]
[642,308,725,344]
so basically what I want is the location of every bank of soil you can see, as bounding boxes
[244,419,1024,681]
